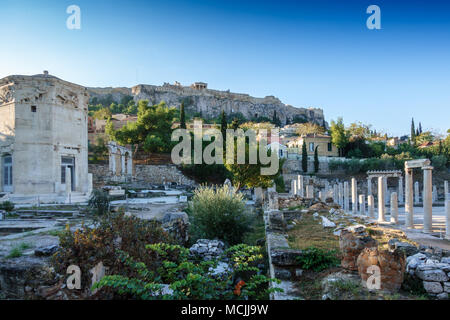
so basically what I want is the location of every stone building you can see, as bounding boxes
[0,72,91,201]
[287,134,339,157]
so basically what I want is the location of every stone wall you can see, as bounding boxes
[89,164,196,187]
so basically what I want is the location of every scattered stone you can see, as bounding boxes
[346,225,366,234]
[271,249,304,266]
[339,230,377,271]
[34,245,59,257]
[320,216,336,228]
[423,281,443,294]
[415,268,448,282]
[274,268,292,280]
[189,239,225,261]
[437,292,448,300]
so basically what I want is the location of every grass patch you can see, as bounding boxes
[287,213,340,252]
[5,242,33,259]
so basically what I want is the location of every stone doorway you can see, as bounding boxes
[2,155,13,193]
[61,157,75,192]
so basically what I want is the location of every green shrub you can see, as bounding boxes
[189,185,250,245]
[0,201,15,212]
[88,189,110,215]
[52,212,174,296]
[93,243,280,300]
[274,175,285,193]
[296,247,340,272]
[431,155,447,171]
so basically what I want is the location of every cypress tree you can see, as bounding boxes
[180,102,186,129]
[411,118,416,145]
[302,140,308,173]
[221,110,227,146]
[314,146,319,173]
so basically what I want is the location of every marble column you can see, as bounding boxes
[344,181,350,212]
[319,191,324,202]
[333,184,339,203]
[368,195,375,218]
[445,181,449,217]
[405,168,414,229]
[422,166,433,234]
[291,180,297,196]
[378,176,386,222]
[65,167,72,196]
[432,185,437,203]
[351,178,358,214]
[306,185,314,199]
[384,177,389,205]
[414,181,420,204]
[367,177,372,196]
[359,195,366,215]
[338,183,344,207]
[446,199,450,240]
[390,192,398,224]
[297,175,304,197]
[398,176,404,204]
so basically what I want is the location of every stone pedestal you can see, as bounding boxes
[378,176,386,222]
[405,168,414,229]
[368,195,375,218]
[390,192,398,224]
[359,195,366,215]
[422,166,433,234]
[351,178,358,214]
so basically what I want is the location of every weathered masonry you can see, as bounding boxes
[0,72,91,200]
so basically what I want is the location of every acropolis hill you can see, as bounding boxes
[87,81,325,125]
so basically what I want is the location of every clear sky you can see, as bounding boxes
[1,0,449,137]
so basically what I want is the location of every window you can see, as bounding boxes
[328,143,332,152]
[31,106,37,112]
[279,149,283,157]
[309,142,315,152]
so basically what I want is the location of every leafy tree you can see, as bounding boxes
[220,110,227,146]
[107,100,177,155]
[180,102,186,129]
[330,118,348,157]
[296,122,325,136]
[302,140,308,173]
[92,107,112,120]
[314,146,319,173]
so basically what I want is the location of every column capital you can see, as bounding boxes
[422,166,434,171]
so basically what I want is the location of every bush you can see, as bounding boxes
[88,190,110,215]
[0,201,14,212]
[431,155,447,171]
[93,243,280,300]
[189,185,250,245]
[296,247,340,272]
[52,212,174,297]
[274,175,285,193]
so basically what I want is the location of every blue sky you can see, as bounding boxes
[1,0,449,136]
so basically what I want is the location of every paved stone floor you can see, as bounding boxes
[373,206,450,250]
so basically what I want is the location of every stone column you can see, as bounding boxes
[359,195,366,215]
[344,182,349,212]
[127,154,133,176]
[333,184,339,203]
[65,168,72,195]
[405,168,414,229]
[446,199,450,240]
[445,181,449,217]
[87,173,93,196]
[378,176,386,222]
[318,191,323,202]
[338,183,344,207]
[367,177,372,196]
[297,175,304,197]
[351,178,358,214]
[306,185,314,199]
[121,154,126,175]
[291,180,297,196]
[398,176,404,204]
[368,195,375,218]
[109,152,115,174]
[432,185,437,203]
[422,166,433,234]
[390,192,398,224]
[384,177,389,205]
[414,182,420,204]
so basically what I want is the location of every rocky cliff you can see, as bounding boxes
[88,82,325,125]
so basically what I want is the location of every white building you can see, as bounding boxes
[0,72,92,203]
